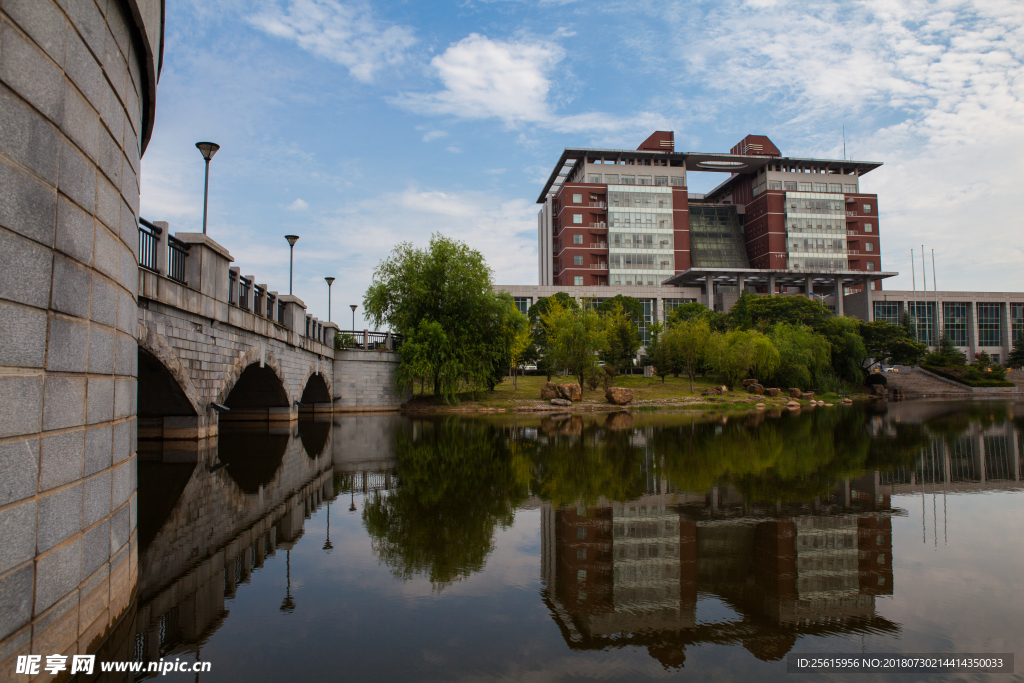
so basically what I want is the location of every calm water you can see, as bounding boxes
[128,401,1024,681]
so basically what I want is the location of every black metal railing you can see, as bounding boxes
[228,270,237,305]
[253,285,264,317]
[334,330,403,351]
[167,235,188,284]
[139,218,160,272]
[238,276,250,310]
[277,300,285,325]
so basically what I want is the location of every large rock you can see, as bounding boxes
[540,382,558,400]
[605,387,634,405]
[742,379,759,388]
[766,388,782,397]
[789,388,803,398]
[801,392,815,400]
[550,398,572,407]
[786,400,801,409]
[747,383,765,395]
[557,383,582,401]
[718,386,729,394]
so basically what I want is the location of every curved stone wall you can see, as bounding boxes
[0,0,162,667]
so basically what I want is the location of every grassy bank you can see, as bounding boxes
[402,373,857,413]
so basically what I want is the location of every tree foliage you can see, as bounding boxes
[765,323,832,389]
[709,329,779,389]
[601,302,642,372]
[363,234,517,402]
[540,298,608,394]
[1008,336,1024,370]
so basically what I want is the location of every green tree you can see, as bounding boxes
[541,298,608,394]
[601,302,642,372]
[766,323,832,390]
[1008,336,1024,370]
[709,329,779,389]
[925,333,968,367]
[505,308,532,389]
[731,294,833,331]
[363,234,515,402]
[888,338,928,366]
[528,293,579,380]
[527,292,578,323]
[666,301,712,327]
[860,320,910,365]
[669,318,712,392]
[820,316,868,384]
[596,295,644,323]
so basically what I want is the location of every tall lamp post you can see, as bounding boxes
[285,235,299,294]
[325,277,335,321]
[195,142,220,235]
[350,304,357,332]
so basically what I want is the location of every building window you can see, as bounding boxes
[863,204,872,213]
[874,301,900,325]
[813,183,827,192]
[670,176,685,186]
[654,176,668,186]
[618,175,635,185]
[1011,303,1024,342]
[943,302,968,346]
[605,174,618,184]
[638,175,653,185]
[769,181,782,190]
[797,182,812,191]
[784,181,798,191]
[844,184,856,193]
[866,261,875,270]
[977,303,1002,346]
[513,297,532,316]
[574,276,584,286]
[662,298,696,319]
[574,255,583,265]
[573,234,583,244]
[573,214,582,224]
[572,193,582,203]
[828,183,842,192]
[864,223,873,232]
[866,242,874,251]
[909,301,936,345]
[588,174,602,183]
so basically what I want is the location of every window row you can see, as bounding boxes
[787,257,849,270]
[789,238,846,252]
[610,274,664,286]
[771,181,857,193]
[786,199,847,214]
[610,232,674,249]
[609,212,672,229]
[609,253,673,269]
[879,301,1024,347]
[590,174,686,186]
[787,220,846,234]
[608,191,672,209]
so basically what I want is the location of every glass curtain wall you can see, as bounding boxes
[874,302,901,326]
[909,301,936,346]
[688,206,749,268]
[1010,303,1024,343]
[977,303,1002,347]
[942,302,968,346]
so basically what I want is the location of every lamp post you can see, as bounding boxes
[325,277,335,321]
[322,500,333,552]
[285,235,299,295]
[195,142,220,235]
[350,304,357,332]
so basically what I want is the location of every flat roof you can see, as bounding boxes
[536,148,882,203]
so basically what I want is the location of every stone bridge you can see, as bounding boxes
[136,223,409,441]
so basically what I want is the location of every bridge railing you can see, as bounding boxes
[334,330,403,352]
[139,219,160,272]
[167,235,188,284]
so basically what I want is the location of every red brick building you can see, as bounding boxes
[536,132,893,313]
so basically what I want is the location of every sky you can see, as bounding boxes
[140,0,1024,329]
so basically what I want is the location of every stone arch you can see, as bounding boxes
[216,346,287,407]
[300,362,333,405]
[138,324,204,416]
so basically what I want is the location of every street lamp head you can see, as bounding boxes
[285,235,300,247]
[325,277,335,286]
[350,304,358,312]
[195,141,220,161]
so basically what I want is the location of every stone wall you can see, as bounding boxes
[0,0,162,670]
[332,349,410,412]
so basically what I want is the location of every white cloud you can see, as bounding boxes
[249,0,416,83]
[286,198,309,210]
[652,0,1024,291]
[446,145,462,153]
[421,130,447,142]
[392,34,670,136]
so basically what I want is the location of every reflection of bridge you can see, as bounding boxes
[541,474,900,668]
[130,415,400,668]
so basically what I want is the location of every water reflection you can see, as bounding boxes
[125,401,1023,680]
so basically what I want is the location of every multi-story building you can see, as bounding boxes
[535,131,893,314]
[497,130,1024,358]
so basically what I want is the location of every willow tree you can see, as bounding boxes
[709,329,779,389]
[363,234,515,402]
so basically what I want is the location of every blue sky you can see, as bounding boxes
[141,0,1024,328]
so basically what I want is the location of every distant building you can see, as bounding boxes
[496,131,1024,357]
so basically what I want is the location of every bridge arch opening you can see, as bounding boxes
[300,372,331,405]
[139,348,198,418]
[224,363,289,419]
[218,423,289,493]
[298,419,331,459]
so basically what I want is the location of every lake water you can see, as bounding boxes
[125,400,1024,681]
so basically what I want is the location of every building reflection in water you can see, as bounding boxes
[130,415,401,672]
[541,473,898,668]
